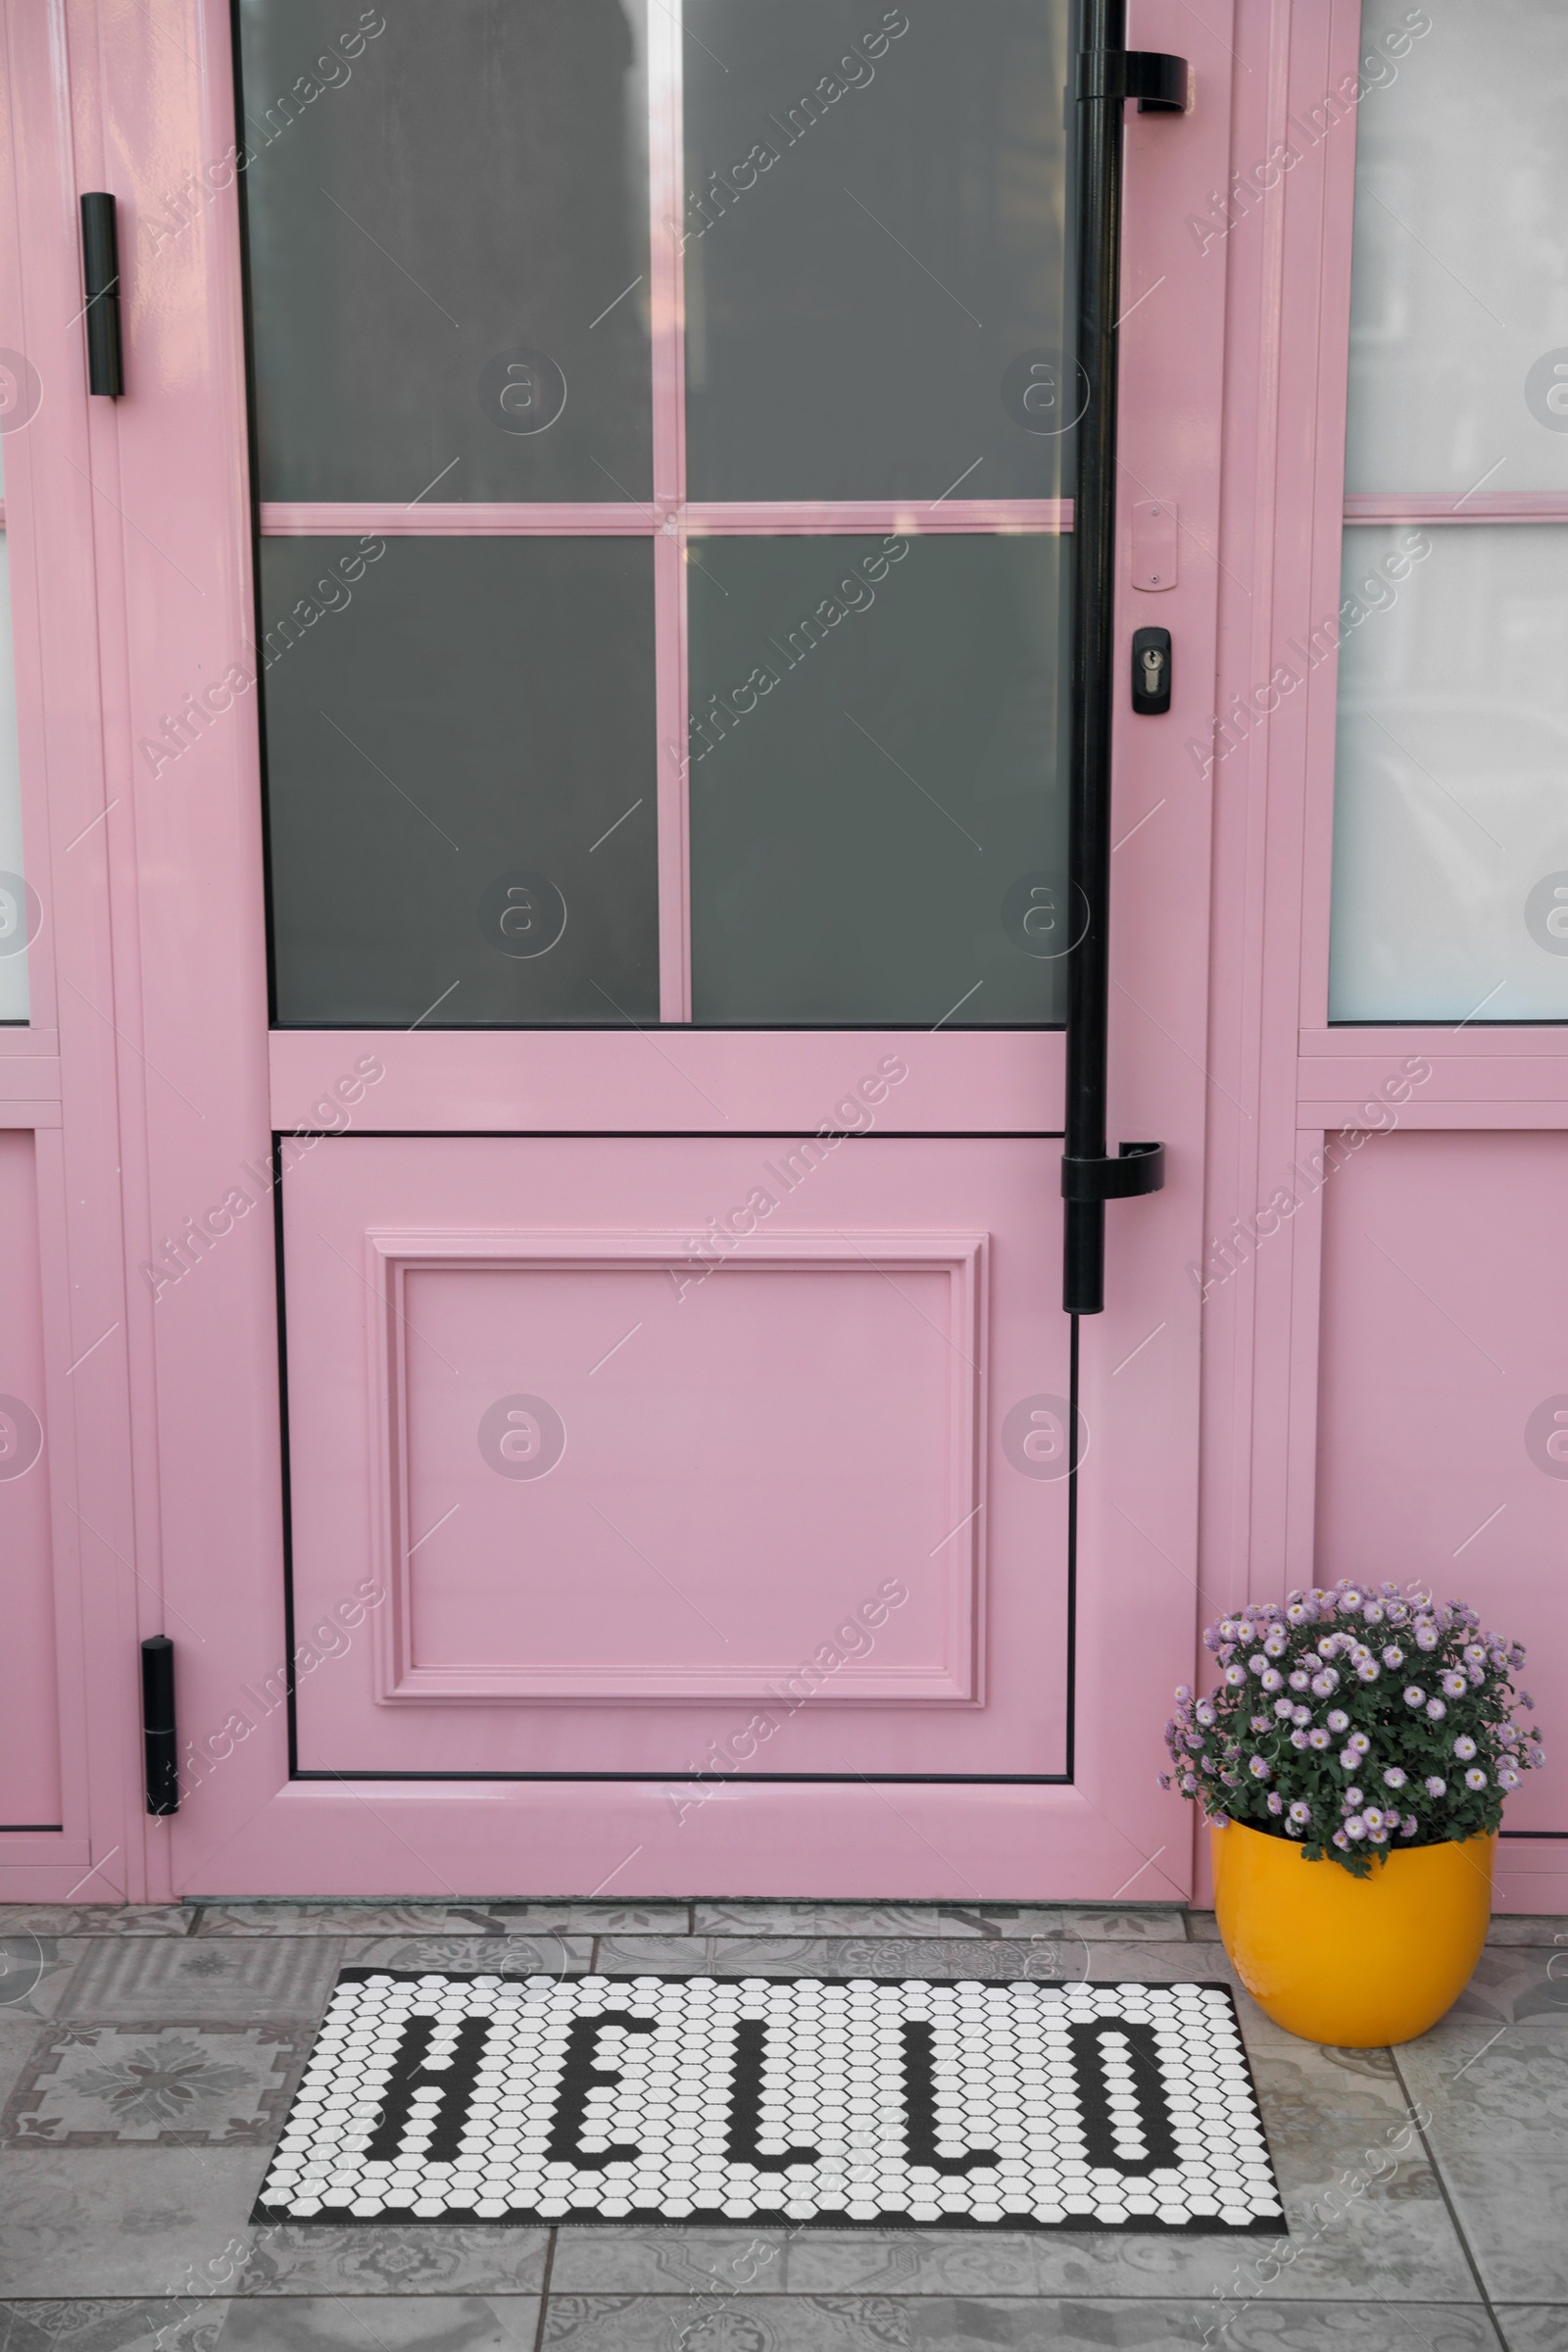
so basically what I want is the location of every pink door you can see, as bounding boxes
[0,0,1230,1903]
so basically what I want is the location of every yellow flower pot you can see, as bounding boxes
[1210,1817,1494,2046]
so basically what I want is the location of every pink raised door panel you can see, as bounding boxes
[282,1133,1065,1776]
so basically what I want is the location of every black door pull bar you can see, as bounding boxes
[1062,7,1187,1313]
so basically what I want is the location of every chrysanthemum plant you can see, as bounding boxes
[1160,1581,1544,1878]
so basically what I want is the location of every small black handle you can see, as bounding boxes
[80,193,123,397]
[141,1635,177,1816]
[1061,1142,1166,1202]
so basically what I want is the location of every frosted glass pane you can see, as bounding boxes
[236,0,651,502]
[1346,0,1568,494]
[0,534,28,1023]
[683,0,1072,502]
[1329,525,1568,1021]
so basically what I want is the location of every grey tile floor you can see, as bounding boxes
[0,1898,1561,2351]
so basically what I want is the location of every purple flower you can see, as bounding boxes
[1346,1816,1368,1840]
[1332,1829,1351,1850]
[1356,1660,1381,1683]
[1290,1730,1310,1749]
[1363,1600,1386,1624]
[1274,1697,1296,1719]
[1181,1774,1199,1792]
[1425,1776,1446,1797]
[1292,1704,1311,1727]
[1348,1731,1370,1756]
[1197,1700,1216,1727]
[1498,1766,1520,1789]
[1339,1747,1360,1771]
[1250,1714,1270,1734]
[1342,1590,1364,1612]
[1225,1666,1247,1687]
[1289,1670,1311,1691]
[1382,1645,1405,1668]
[1249,1654,1268,1676]
[1465,1768,1488,1790]
[1426,1698,1447,1721]
[1266,1790,1284,1815]
[1382,1767,1407,1788]
[1344,1786,1364,1808]
[1327,1709,1350,1734]
[1414,1622,1440,1652]
[1260,1668,1285,1692]
[1367,1825,1390,1845]
[1362,1806,1387,1831]
[1158,1772,1172,1789]
[1463,1644,1487,1665]
[1400,1815,1418,1837]
[1403,1686,1426,1708]
[1288,1800,1311,1825]
[1442,1671,1467,1698]
[1249,1756,1272,1780]
[1308,1729,1331,1750]
[1453,1735,1477,1760]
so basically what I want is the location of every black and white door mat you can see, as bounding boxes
[254,1969,1285,2232]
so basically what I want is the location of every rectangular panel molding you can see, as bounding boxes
[368,1229,986,1707]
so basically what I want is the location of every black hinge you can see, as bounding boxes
[141,1635,178,1816]
[79,193,124,397]
[1061,1142,1167,1202]
[1076,50,1190,112]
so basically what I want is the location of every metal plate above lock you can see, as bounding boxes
[1131,498,1178,590]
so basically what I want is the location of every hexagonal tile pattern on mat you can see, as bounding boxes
[252,1969,1284,2234]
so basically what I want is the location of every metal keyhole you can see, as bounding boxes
[1141,648,1164,692]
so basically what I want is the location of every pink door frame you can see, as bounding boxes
[1195,0,1568,1915]
[7,0,1556,1909]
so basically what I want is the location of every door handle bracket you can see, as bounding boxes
[1061,1142,1166,1202]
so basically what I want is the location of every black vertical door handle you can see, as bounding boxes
[1061,7,1186,1313]
[80,193,124,397]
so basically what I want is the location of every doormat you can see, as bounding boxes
[253,1968,1285,2232]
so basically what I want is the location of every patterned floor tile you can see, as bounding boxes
[212,2295,541,2347]
[1395,1993,1568,2303]
[1481,1914,1568,1948]
[0,2303,228,2352]
[1497,2310,1568,2352]
[339,1937,595,1979]
[593,1938,1105,1984]
[547,2229,798,2298]
[538,2297,1502,2350]
[0,2022,306,2146]
[0,2014,48,2118]
[0,1935,87,2020]
[0,1909,195,1938]
[691,1904,1185,1944]
[59,1939,343,2024]
[0,2147,265,2297]
[193,1905,687,1938]
[193,1908,528,1939]
[226,2225,550,2297]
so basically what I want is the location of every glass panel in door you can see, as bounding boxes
[239,0,1075,1028]
[1330,0,1568,1021]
